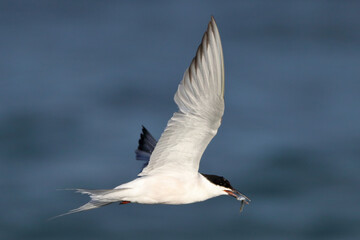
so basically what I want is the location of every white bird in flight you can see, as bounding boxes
[54,17,250,219]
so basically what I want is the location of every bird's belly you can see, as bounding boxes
[122,175,208,205]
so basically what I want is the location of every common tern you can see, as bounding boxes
[54,17,250,219]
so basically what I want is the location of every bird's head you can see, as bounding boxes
[201,174,250,211]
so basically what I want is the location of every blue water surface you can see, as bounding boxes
[1,1,359,239]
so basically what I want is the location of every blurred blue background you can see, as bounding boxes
[1,1,359,239]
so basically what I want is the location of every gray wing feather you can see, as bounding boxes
[139,17,224,176]
[135,126,157,169]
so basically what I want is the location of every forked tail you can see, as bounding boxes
[49,188,123,220]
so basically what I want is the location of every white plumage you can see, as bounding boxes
[52,17,249,219]
[139,16,224,177]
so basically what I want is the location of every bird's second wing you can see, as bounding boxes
[139,17,224,176]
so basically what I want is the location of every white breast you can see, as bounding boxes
[113,173,226,205]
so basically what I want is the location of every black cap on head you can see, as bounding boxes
[201,174,233,189]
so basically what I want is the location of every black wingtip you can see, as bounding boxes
[135,125,157,161]
[137,126,156,153]
[141,125,151,138]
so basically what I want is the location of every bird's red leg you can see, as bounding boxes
[119,201,131,205]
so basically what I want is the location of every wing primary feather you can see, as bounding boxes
[135,126,157,162]
[139,17,225,176]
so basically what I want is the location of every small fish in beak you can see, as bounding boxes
[224,189,251,212]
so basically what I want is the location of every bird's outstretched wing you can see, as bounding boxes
[139,17,224,176]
